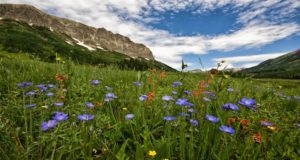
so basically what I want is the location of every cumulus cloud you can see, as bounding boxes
[1,0,300,69]
[208,23,300,51]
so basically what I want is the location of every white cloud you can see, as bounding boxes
[207,23,300,51]
[213,52,287,68]
[241,63,259,68]
[213,52,286,63]
[1,0,300,69]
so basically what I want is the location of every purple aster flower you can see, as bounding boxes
[203,91,211,95]
[78,114,95,121]
[36,84,46,88]
[17,82,33,88]
[175,98,193,107]
[48,84,56,88]
[36,84,48,92]
[209,92,217,98]
[139,95,148,101]
[203,97,211,102]
[190,119,198,126]
[46,92,54,97]
[26,91,36,96]
[238,98,256,107]
[125,114,135,120]
[205,114,220,123]
[85,102,95,108]
[133,81,142,86]
[222,103,239,111]
[185,102,194,107]
[91,80,100,85]
[184,90,192,95]
[296,124,300,127]
[227,87,234,92]
[105,93,117,102]
[172,91,177,95]
[187,109,197,113]
[176,98,188,106]
[106,93,117,98]
[53,112,68,121]
[41,120,58,131]
[178,112,190,117]
[172,81,182,87]
[41,87,48,92]
[219,125,235,135]
[104,98,112,102]
[54,102,64,107]
[163,116,176,121]
[203,91,216,98]
[261,121,273,126]
[162,96,173,101]
[25,104,36,108]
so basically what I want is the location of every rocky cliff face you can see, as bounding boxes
[0,4,154,59]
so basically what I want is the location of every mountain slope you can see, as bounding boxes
[0,19,175,71]
[239,49,300,79]
[0,3,154,60]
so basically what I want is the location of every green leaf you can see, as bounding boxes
[116,139,129,160]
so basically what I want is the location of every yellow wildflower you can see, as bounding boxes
[267,126,276,131]
[148,150,157,157]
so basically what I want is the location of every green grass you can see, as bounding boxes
[0,53,299,160]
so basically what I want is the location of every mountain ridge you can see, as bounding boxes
[0,3,154,60]
[0,18,175,71]
[236,49,300,79]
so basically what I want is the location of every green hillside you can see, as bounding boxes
[235,50,300,79]
[0,19,175,71]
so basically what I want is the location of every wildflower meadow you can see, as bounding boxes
[0,55,299,160]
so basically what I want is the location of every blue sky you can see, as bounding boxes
[3,0,300,70]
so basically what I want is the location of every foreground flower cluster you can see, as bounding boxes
[13,72,300,159]
[18,78,298,136]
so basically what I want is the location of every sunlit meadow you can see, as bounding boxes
[0,54,299,160]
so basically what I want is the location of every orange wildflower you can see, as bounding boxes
[158,71,166,80]
[58,95,65,101]
[252,132,262,143]
[240,119,251,131]
[207,78,212,84]
[55,74,69,81]
[146,77,152,84]
[147,91,155,102]
[151,68,157,74]
[192,90,201,97]
[227,117,238,125]
[240,119,251,126]
[198,81,206,89]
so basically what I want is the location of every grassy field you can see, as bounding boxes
[0,53,299,160]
